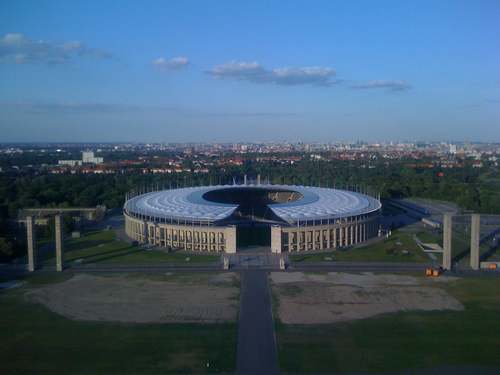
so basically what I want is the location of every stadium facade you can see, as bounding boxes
[123,184,381,253]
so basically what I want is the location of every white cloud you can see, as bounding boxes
[272,67,336,86]
[152,56,189,70]
[208,61,337,87]
[0,33,111,64]
[351,80,411,91]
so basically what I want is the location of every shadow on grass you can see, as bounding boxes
[69,245,140,264]
[480,244,499,262]
[452,246,471,264]
[66,239,115,252]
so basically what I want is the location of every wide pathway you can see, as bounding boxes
[228,252,283,269]
[236,270,279,375]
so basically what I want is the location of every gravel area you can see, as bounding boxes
[26,273,239,323]
[271,272,463,324]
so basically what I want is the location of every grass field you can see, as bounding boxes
[275,276,500,374]
[416,230,441,244]
[42,230,219,265]
[290,230,430,263]
[0,273,237,374]
[482,243,500,261]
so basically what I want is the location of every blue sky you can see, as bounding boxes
[0,0,499,142]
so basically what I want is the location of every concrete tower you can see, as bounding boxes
[442,213,453,270]
[470,214,480,270]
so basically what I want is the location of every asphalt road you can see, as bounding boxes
[291,261,432,273]
[236,270,279,375]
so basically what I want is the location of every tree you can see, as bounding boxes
[0,237,13,258]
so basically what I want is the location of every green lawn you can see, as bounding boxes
[42,230,219,265]
[418,226,499,264]
[452,231,472,263]
[275,276,500,374]
[0,274,237,374]
[416,230,441,244]
[290,230,430,263]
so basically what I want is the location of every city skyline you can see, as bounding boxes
[1,0,499,142]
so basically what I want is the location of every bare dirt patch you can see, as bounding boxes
[25,273,239,323]
[271,272,463,324]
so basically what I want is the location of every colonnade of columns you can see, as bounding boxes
[125,213,237,253]
[26,214,64,272]
[272,216,379,253]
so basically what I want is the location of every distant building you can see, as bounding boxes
[82,151,104,164]
[57,151,103,168]
[58,160,82,167]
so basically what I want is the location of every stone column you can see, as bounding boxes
[442,213,453,270]
[470,214,480,270]
[55,214,64,272]
[271,225,282,253]
[339,225,344,247]
[142,220,148,243]
[333,227,337,248]
[225,225,237,253]
[26,216,37,272]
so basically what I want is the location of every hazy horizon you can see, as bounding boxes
[0,138,498,146]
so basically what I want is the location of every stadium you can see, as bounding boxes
[124,184,382,253]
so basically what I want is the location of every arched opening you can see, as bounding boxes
[203,187,301,249]
[236,223,271,248]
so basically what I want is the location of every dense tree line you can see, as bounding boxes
[1,158,498,216]
[1,158,499,259]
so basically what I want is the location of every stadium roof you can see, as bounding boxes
[124,185,381,224]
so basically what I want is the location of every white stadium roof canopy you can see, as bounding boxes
[124,185,381,224]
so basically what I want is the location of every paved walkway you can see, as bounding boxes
[236,270,279,375]
[228,252,285,269]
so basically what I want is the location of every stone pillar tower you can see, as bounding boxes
[442,213,453,270]
[271,225,282,253]
[55,214,64,272]
[225,225,237,253]
[470,214,480,270]
[26,216,37,272]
